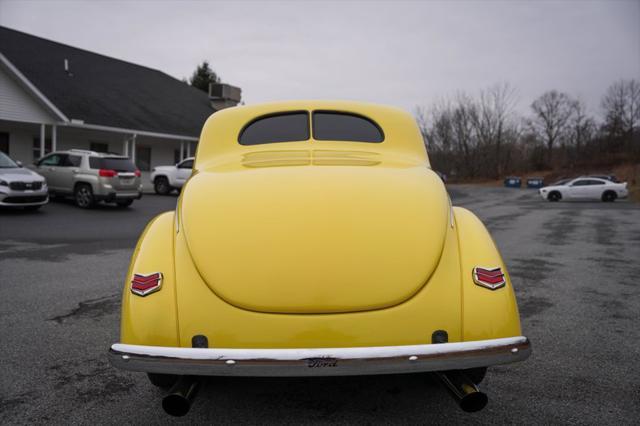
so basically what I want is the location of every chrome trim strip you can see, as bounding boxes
[109,336,531,377]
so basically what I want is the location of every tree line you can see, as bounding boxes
[415,79,640,180]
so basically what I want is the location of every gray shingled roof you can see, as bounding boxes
[0,26,215,137]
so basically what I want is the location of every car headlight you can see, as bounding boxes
[0,180,7,186]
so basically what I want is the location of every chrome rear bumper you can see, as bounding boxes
[109,336,531,377]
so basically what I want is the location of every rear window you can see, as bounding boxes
[239,112,309,145]
[312,112,384,143]
[89,157,136,171]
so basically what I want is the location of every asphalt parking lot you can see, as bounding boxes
[1,187,639,425]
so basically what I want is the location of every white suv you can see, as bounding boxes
[150,157,193,195]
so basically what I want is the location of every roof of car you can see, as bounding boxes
[0,26,215,137]
[195,100,428,169]
[574,176,609,182]
[57,150,128,158]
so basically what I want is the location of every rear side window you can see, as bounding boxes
[89,157,136,171]
[312,112,384,143]
[62,155,81,167]
[239,112,309,145]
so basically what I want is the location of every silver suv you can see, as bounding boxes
[33,149,142,208]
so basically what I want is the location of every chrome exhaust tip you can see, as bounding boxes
[162,376,201,417]
[435,370,488,413]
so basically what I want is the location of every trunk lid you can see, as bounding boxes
[181,163,449,314]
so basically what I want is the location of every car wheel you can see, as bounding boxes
[548,191,561,202]
[154,177,171,195]
[147,373,179,389]
[601,191,617,202]
[74,184,95,209]
[116,199,134,208]
[23,205,42,211]
[463,367,487,384]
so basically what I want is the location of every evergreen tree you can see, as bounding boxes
[188,61,221,92]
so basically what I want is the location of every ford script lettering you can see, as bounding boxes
[306,358,338,368]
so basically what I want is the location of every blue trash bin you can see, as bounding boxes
[526,177,544,188]
[504,176,521,188]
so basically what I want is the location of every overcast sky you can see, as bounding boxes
[1,0,639,117]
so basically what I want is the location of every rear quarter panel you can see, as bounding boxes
[453,207,522,341]
[120,212,179,346]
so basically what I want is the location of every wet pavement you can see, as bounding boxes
[1,187,639,424]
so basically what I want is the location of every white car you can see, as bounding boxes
[150,157,193,195]
[539,177,628,202]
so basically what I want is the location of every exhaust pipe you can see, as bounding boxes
[435,370,488,413]
[162,376,201,417]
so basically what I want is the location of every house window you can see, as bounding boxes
[0,133,9,154]
[136,146,152,171]
[90,142,109,153]
[33,137,52,161]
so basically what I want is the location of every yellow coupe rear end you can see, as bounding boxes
[109,101,530,416]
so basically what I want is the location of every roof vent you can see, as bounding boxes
[209,83,241,111]
[64,58,73,76]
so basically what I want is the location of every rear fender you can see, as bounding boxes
[120,212,179,346]
[453,207,522,341]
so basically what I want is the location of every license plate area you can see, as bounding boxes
[118,173,135,185]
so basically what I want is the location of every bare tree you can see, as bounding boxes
[415,101,454,154]
[416,85,519,179]
[530,90,574,165]
[601,79,640,139]
[474,83,518,178]
[450,93,479,177]
[568,98,596,153]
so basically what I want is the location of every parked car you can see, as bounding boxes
[150,157,194,195]
[0,151,48,210]
[540,176,628,202]
[108,101,531,416]
[32,149,142,208]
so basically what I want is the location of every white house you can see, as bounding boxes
[0,25,241,174]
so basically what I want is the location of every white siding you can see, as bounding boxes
[2,127,34,163]
[0,64,55,124]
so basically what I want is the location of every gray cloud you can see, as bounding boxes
[1,0,638,116]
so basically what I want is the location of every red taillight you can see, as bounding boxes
[131,272,163,296]
[99,169,117,177]
[135,169,141,177]
[472,266,506,290]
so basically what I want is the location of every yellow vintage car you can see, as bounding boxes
[109,101,530,416]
